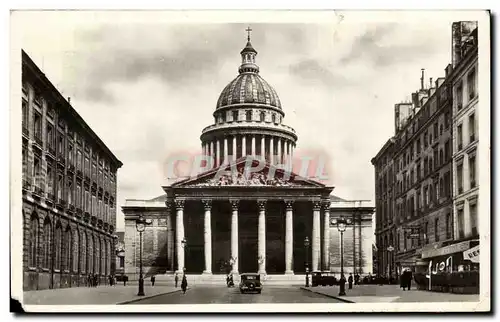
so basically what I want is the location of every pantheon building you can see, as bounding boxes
[123,32,374,281]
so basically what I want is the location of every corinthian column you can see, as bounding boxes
[322,201,331,271]
[224,137,228,165]
[216,139,220,168]
[232,136,237,162]
[165,201,174,272]
[242,135,246,158]
[175,199,185,273]
[202,199,212,274]
[261,135,265,161]
[210,141,215,168]
[251,135,256,157]
[285,200,294,274]
[312,201,321,272]
[277,138,282,164]
[257,200,267,275]
[270,137,274,165]
[230,200,239,274]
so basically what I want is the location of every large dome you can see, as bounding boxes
[216,73,282,110]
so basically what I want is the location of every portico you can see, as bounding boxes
[162,159,333,275]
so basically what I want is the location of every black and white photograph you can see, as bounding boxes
[9,9,491,313]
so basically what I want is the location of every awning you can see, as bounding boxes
[421,240,478,259]
[463,245,480,263]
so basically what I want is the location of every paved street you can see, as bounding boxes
[302,285,481,303]
[129,285,343,304]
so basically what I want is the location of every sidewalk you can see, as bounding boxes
[301,284,481,303]
[23,285,181,305]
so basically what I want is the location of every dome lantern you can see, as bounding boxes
[238,26,259,74]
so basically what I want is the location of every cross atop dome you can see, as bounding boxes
[246,26,252,41]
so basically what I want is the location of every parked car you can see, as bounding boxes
[311,271,337,287]
[239,273,262,294]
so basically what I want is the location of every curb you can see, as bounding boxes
[118,288,186,304]
[300,287,354,303]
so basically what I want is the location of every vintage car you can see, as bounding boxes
[311,271,337,287]
[239,273,263,294]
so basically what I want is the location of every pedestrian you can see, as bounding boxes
[151,275,156,287]
[175,273,179,288]
[181,274,188,294]
[348,273,353,289]
[407,270,413,291]
[400,270,407,291]
[123,275,127,286]
[354,273,360,285]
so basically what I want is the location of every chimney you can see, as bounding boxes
[68,97,71,104]
[420,69,425,90]
[429,77,433,88]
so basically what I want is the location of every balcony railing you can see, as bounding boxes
[76,169,83,178]
[469,91,476,100]
[47,146,56,157]
[57,155,65,164]
[457,103,463,111]
[56,198,66,208]
[22,125,29,136]
[68,164,75,173]
[33,185,44,196]
[34,134,43,146]
[458,186,464,194]
[22,179,32,191]
[47,193,55,201]
[68,204,76,213]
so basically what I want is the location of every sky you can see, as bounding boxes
[13,10,483,231]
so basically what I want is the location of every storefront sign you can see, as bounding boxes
[463,245,480,263]
[421,240,472,259]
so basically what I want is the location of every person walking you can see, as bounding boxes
[151,275,156,287]
[354,273,360,285]
[181,274,188,294]
[407,270,413,291]
[400,270,407,291]
[348,273,354,289]
[175,273,179,288]
[123,275,127,286]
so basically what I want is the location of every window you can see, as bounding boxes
[246,110,252,121]
[469,113,476,142]
[260,111,265,122]
[272,113,276,123]
[446,213,452,239]
[456,82,463,110]
[469,155,476,189]
[221,113,226,123]
[85,190,90,212]
[33,156,42,189]
[457,124,463,150]
[233,110,238,122]
[119,257,125,268]
[416,138,421,154]
[470,202,478,236]
[72,230,79,272]
[467,69,476,99]
[54,224,62,270]
[57,174,64,200]
[77,150,82,169]
[445,140,451,160]
[416,190,421,210]
[457,163,464,194]
[403,231,407,250]
[67,181,73,205]
[42,219,52,269]
[46,164,53,196]
[424,222,429,244]
[46,124,54,151]
[77,184,81,208]
[424,185,429,207]
[29,215,38,267]
[457,208,465,239]
[445,112,450,129]
[434,123,438,140]
[440,124,444,136]
[68,144,73,164]
[434,218,440,242]
[22,99,29,130]
[34,112,42,141]
[439,149,444,166]
[434,149,438,169]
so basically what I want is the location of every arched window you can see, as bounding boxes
[272,113,276,123]
[63,227,72,271]
[260,111,265,122]
[439,150,444,166]
[246,110,252,121]
[54,223,62,270]
[72,229,79,272]
[88,234,94,273]
[94,237,99,274]
[29,214,39,267]
[81,231,87,273]
[42,218,52,269]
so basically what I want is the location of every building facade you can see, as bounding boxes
[22,50,123,291]
[371,21,480,278]
[122,33,374,281]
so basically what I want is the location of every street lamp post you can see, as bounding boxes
[387,246,395,284]
[136,215,152,296]
[332,216,351,296]
[181,238,187,273]
[304,236,310,287]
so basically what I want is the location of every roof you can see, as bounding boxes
[22,49,123,169]
[216,73,282,110]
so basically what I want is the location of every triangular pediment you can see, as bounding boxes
[171,157,325,188]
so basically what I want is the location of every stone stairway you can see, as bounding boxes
[136,273,306,286]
